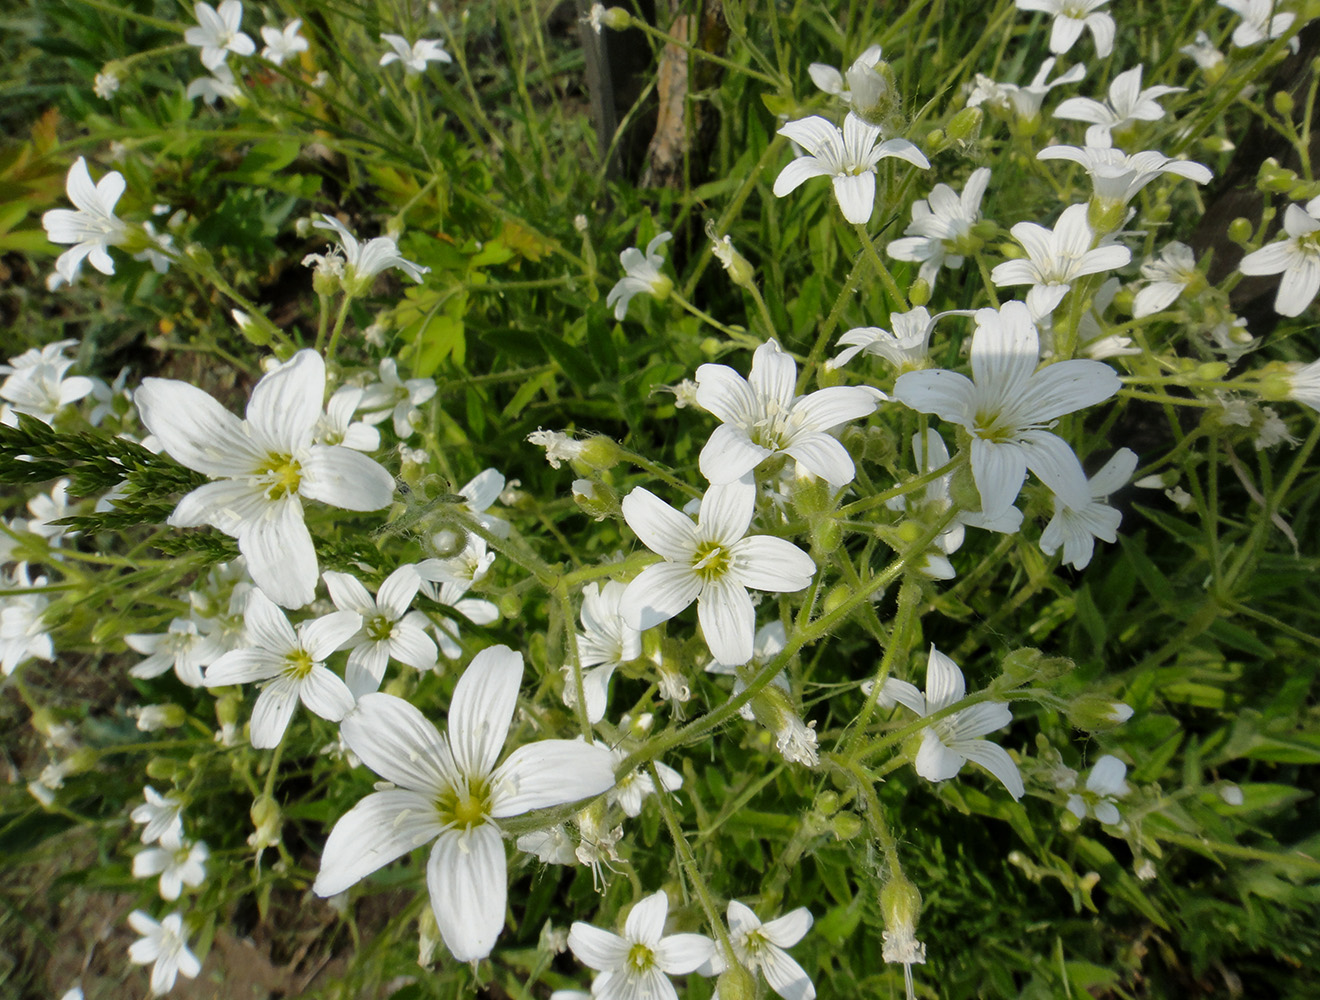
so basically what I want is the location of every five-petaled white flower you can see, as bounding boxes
[260,19,309,65]
[1219,0,1296,49]
[887,168,991,290]
[323,565,437,696]
[185,1,255,70]
[968,58,1085,127]
[358,357,437,438]
[128,910,201,996]
[1065,754,1129,824]
[311,215,430,293]
[567,890,717,1000]
[313,646,616,961]
[619,477,815,665]
[1238,198,1320,318]
[0,563,53,675]
[830,307,941,374]
[133,833,209,901]
[127,618,223,688]
[991,203,1131,319]
[695,338,882,487]
[807,44,890,121]
[186,62,242,105]
[1014,0,1115,57]
[774,113,929,226]
[873,645,1024,799]
[132,787,185,845]
[203,589,360,748]
[1040,447,1136,569]
[607,232,673,320]
[1053,65,1184,148]
[564,580,641,724]
[135,349,396,608]
[703,901,816,1000]
[379,33,452,73]
[893,301,1120,520]
[42,158,129,284]
[1133,242,1200,317]
[1036,145,1213,217]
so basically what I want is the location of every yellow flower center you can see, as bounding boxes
[691,541,731,581]
[627,942,656,972]
[435,777,492,830]
[283,648,315,680]
[260,454,303,500]
[365,614,394,642]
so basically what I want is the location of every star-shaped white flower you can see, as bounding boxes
[0,358,94,425]
[314,385,380,451]
[830,307,940,373]
[1014,0,1115,57]
[311,215,430,293]
[567,890,717,1000]
[203,590,360,748]
[133,833,209,901]
[323,565,437,696]
[1053,65,1184,148]
[184,1,255,70]
[379,33,452,73]
[0,563,53,675]
[874,645,1024,799]
[1133,242,1200,317]
[893,301,1120,519]
[358,357,437,438]
[313,646,616,961]
[131,787,185,845]
[695,338,881,487]
[135,349,396,608]
[42,158,129,284]
[606,232,673,320]
[807,44,890,120]
[127,617,224,688]
[887,168,991,290]
[1219,0,1295,48]
[260,19,308,65]
[708,901,816,1000]
[1065,754,1129,824]
[967,58,1085,126]
[1039,447,1136,569]
[774,113,929,225]
[128,911,201,996]
[186,62,242,105]
[1180,31,1226,70]
[619,477,815,666]
[1239,200,1320,317]
[991,203,1131,318]
[1036,145,1213,214]
[564,580,641,724]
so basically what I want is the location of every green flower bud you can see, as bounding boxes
[146,756,179,781]
[814,790,840,815]
[1227,217,1255,246]
[601,6,632,30]
[908,276,931,307]
[579,435,623,471]
[716,964,756,1000]
[830,812,863,840]
[945,106,983,144]
[822,583,852,617]
[250,795,282,849]
[1065,693,1135,731]
[1273,91,1296,116]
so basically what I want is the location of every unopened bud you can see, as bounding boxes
[1066,694,1135,731]
[908,276,931,307]
[146,756,179,781]
[600,6,631,29]
[249,794,282,849]
[715,963,756,1000]
[579,435,623,472]
[1273,91,1295,116]
[1227,217,1254,245]
[830,812,862,840]
[945,106,983,143]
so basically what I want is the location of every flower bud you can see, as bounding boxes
[146,756,180,781]
[822,583,852,617]
[706,222,757,291]
[830,812,863,840]
[133,704,186,731]
[572,478,617,520]
[945,106,983,144]
[908,276,931,307]
[601,6,631,29]
[1227,217,1254,246]
[716,963,757,1000]
[1273,91,1296,116]
[579,435,623,472]
[1066,693,1134,731]
[249,794,282,849]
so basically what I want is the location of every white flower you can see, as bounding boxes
[807,44,890,120]
[313,646,616,961]
[1239,202,1320,317]
[94,70,120,99]
[1036,145,1213,214]
[0,359,95,425]
[132,787,185,845]
[1219,0,1295,48]
[379,33,452,73]
[893,301,1120,520]
[135,349,396,608]
[564,581,641,724]
[774,113,929,225]
[567,890,717,1000]
[128,910,201,996]
[0,563,53,675]
[127,618,223,688]
[830,307,942,373]
[456,467,511,537]
[314,385,381,451]
[186,62,242,105]
[323,565,437,697]
[718,901,815,1000]
[1133,242,1199,317]
[1065,754,1129,823]
[606,232,673,320]
[1287,358,1320,411]
[133,833,209,901]
[886,168,991,289]
[1180,31,1226,70]
[695,338,881,487]
[967,58,1085,125]
[41,157,128,284]
[358,357,437,438]
[990,203,1131,318]
[875,645,1024,799]
[619,477,815,666]
[311,215,430,292]
[607,749,682,818]
[528,428,587,468]
[184,0,255,70]
[415,533,495,604]
[1040,448,1136,569]
[203,590,360,748]
[260,19,308,65]
[1053,65,1184,148]
[1014,0,1115,57]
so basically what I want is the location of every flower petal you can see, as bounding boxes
[135,378,260,477]
[700,424,774,485]
[923,645,965,712]
[953,738,1024,799]
[249,676,302,748]
[624,890,670,946]
[970,438,1028,521]
[761,946,816,1000]
[298,665,356,722]
[621,488,698,560]
[448,644,522,778]
[240,498,318,609]
[427,824,507,961]
[490,739,615,817]
[699,576,755,666]
[832,172,876,225]
[568,922,629,971]
[620,563,702,630]
[246,350,323,454]
[341,692,456,793]
[301,446,395,511]
[699,478,756,547]
[729,536,815,592]
[313,788,443,896]
[913,727,966,781]
[760,906,813,948]
[655,933,717,975]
